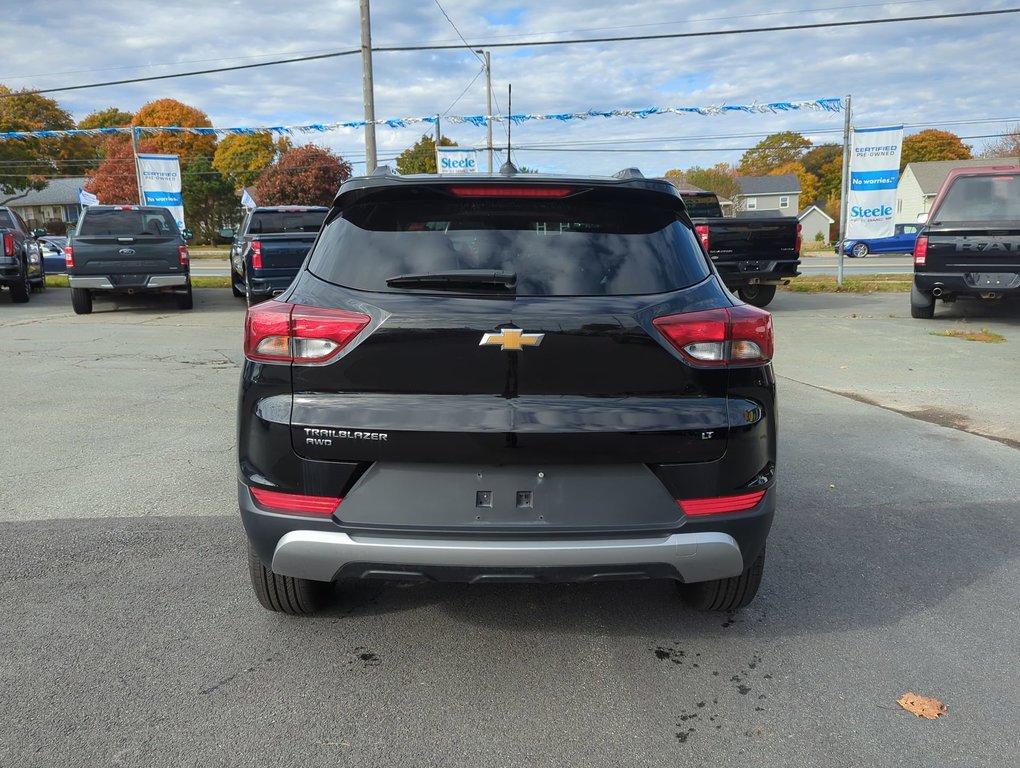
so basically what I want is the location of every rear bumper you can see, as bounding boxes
[247,272,298,297]
[68,274,189,290]
[715,260,800,287]
[915,271,1020,296]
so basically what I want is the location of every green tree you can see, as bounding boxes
[0,85,82,200]
[79,107,133,130]
[181,156,238,244]
[213,133,291,189]
[395,133,458,175]
[900,129,971,172]
[673,163,742,201]
[254,145,352,206]
[738,131,812,176]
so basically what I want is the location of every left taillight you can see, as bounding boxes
[179,245,189,266]
[64,244,74,268]
[695,224,710,253]
[795,222,802,254]
[244,301,371,364]
[2,232,14,257]
[653,305,773,366]
[250,487,342,515]
[913,235,928,266]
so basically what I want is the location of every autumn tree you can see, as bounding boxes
[254,145,352,206]
[900,129,971,171]
[132,99,216,166]
[79,107,133,130]
[0,85,86,200]
[181,156,238,244]
[84,136,160,204]
[395,134,458,175]
[213,133,291,189]
[738,131,811,176]
[682,164,742,201]
[772,161,819,209]
[980,123,1020,159]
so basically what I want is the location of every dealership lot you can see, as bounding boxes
[2,288,1018,767]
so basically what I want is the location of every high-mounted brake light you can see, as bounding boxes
[695,224,710,253]
[64,244,74,268]
[913,235,928,266]
[653,305,773,366]
[251,239,263,270]
[678,490,766,516]
[244,301,371,364]
[2,232,14,257]
[178,245,189,266]
[250,487,342,515]
[448,186,573,198]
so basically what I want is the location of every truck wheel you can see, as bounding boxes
[909,284,935,319]
[9,261,30,303]
[176,282,194,310]
[70,287,93,315]
[851,242,869,258]
[230,270,244,298]
[737,284,776,308]
[248,545,329,615]
[678,545,765,612]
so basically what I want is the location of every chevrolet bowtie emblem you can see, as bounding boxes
[479,328,545,351]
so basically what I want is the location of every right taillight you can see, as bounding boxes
[2,233,13,257]
[244,301,371,364]
[913,235,928,266]
[251,239,263,269]
[250,487,342,515]
[653,305,773,366]
[695,224,710,253]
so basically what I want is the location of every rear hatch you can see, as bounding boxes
[269,182,762,467]
[71,208,183,277]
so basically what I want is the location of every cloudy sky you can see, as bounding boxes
[4,1,1019,177]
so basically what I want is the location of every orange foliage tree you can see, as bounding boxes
[133,99,216,166]
[84,136,159,204]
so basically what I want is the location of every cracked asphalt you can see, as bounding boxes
[1,287,1017,767]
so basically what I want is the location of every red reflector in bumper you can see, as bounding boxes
[678,490,766,516]
[250,487,342,515]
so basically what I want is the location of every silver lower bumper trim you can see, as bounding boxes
[68,276,114,289]
[272,530,744,584]
[68,275,187,289]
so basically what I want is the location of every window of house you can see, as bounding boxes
[779,196,789,209]
[745,197,757,210]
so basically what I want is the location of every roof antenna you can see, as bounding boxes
[499,83,518,176]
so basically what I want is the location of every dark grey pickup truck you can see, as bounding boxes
[66,206,192,315]
[223,206,328,305]
[0,206,46,303]
[679,191,801,308]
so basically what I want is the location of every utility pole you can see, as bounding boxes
[475,49,493,172]
[359,0,378,174]
[837,94,853,287]
[130,125,145,206]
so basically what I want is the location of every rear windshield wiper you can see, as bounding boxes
[385,270,517,290]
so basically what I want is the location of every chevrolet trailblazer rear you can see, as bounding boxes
[237,169,778,615]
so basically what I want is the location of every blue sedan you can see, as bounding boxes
[838,223,923,258]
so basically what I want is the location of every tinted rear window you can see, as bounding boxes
[680,193,724,217]
[79,209,178,237]
[249,210,327,234]
[307,187,710,296]
[0,210,13,228]
[934,175,1020,221]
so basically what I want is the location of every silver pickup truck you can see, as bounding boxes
[66,206,192,315]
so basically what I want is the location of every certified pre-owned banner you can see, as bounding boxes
[845,125,903,240]
[136,153,185,230]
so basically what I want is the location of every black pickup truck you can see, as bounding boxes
[223,206,328,305]
[66,205,192,315]
[678,191,801,307]
[0,206,46,303]
[911,164,1020,318]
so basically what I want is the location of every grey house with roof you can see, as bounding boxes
[896,158,1019,223]
[734,174,801,215]
[5,176,87,232]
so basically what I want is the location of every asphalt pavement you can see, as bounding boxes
[1,287,1017,767]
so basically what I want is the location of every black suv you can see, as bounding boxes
[238,168,778,615]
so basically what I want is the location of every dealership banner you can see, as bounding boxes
[845,125,903,240]
[136,154,185,230]
[436,147,478,174]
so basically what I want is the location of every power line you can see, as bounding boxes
[4,8,1017,98]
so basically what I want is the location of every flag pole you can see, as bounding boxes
[837,94,852,287]
[130,125,145,206]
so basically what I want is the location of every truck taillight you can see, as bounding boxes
[2,232,14,257]
[653,305,773,366]
[796,222,802,254]
[695,224,710,254]
[251,240,262,270]
[913,235,928,266]
[244,301,371,364]
[179,245,189,266]
[64,244,74,268]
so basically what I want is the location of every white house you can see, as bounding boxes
[798,205,835,245]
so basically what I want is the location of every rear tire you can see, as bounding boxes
[70,287,93,315]
[736,284,777,308]
[678,545,765,612]
[247,545,329,615]
[9,261,30,303]
[910,283,935,319]
[176,282,194,310]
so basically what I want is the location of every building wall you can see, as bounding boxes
[799,209,833,244]
[740,192,800,213]
[895,168,928,224]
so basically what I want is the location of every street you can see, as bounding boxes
[1,288,1017,767]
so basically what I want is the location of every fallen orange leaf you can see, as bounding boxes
[897,692,947,720]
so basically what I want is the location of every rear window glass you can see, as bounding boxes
[78,209,178,237]
[0,210,13,229]
[249,210,327,234]
[681,193,724,218]
[934,175,1020,221]
[307,188,711,296]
